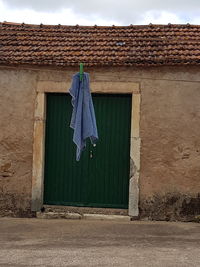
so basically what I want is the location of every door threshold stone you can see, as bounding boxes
[36,211,81,220]
[43,205,128,216]
[36,211,130,221]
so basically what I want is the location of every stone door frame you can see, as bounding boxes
[31,81,141,217]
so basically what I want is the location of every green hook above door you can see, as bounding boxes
[80,63,84,81]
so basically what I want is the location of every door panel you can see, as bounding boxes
[44,93,131,209]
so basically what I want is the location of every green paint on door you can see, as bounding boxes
[44,93,131,209]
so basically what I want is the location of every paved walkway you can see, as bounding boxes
[0,218,200,266]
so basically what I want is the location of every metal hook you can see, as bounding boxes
[80,63,83,81]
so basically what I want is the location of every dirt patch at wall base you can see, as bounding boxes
[140,193,200,222]
[0,192,35,218]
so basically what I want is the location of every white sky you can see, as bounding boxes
[0,0,200,26]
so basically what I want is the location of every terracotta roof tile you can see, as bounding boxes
[0,22,200,67]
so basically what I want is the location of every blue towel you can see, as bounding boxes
[69,72,98,161]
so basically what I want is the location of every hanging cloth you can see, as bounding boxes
[69,72,98,161]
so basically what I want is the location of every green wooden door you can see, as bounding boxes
[44,93,131,209]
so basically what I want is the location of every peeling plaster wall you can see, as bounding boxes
[0,69,37,216]
[0,65,200,220]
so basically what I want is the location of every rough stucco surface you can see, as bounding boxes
[140,78,200,221]
[0,68,37,217]
[0,65,200,220]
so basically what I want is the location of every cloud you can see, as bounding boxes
[0,1,120,25]
[1,0,200,25]
[2,0,200,12]
[137,11,184,25]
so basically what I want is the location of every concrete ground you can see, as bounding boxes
[0,218,200,267]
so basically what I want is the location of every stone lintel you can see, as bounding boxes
[37,81,140,94]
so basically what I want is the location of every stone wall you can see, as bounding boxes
[139,75,200,221]
[0,65,200,220]
[0,68,37,216]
